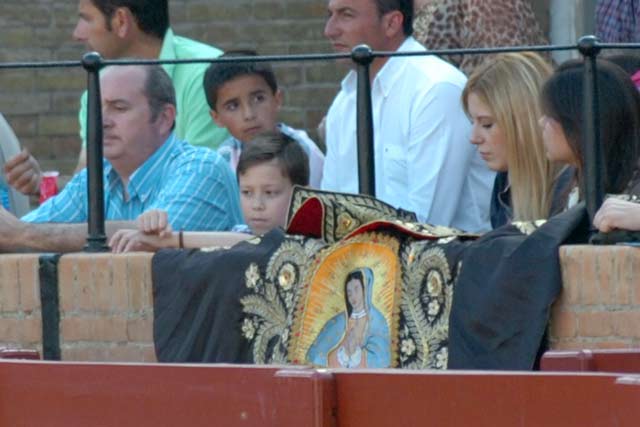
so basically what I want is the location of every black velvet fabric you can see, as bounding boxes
[152,229,286,363]
[447,203,590,370]
[152,198,590,370]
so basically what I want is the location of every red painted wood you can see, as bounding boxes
[0,348,40,360]
[1,361,639,427]
[331,369,640,427]
[542,349,640,373]
[0,362,335,427]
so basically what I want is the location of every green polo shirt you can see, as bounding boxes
[79,29,228,150]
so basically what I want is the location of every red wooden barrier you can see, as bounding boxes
[331,369,640,426]
[0,362,335,427]
[1,361,639,427]
[0,348,40,360]
[541,349,640,373]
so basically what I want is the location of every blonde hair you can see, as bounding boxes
[462,52,558,222]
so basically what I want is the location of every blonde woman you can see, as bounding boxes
[462,52,567,228]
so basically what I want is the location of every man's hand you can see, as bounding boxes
[136,209,172,237]
[109,229,174,253]
[4,148,42,196]
[593,198,640,232]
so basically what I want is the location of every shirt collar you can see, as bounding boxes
[158,28,177,77]
[340,36,422,98]
[108,132,178,203]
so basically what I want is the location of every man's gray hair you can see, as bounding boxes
[143,64,176,122]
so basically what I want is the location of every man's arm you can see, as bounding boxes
[109,228,251,253]
[0,207,135,253]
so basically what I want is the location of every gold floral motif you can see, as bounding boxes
[245,263,260,290]
[278,263,296,291]
[246,237,262,245]
[335,212,358,237]
[400,243,453,369]
[241,318,256,340]
[401,338,416,357]
[512,220,546,236]
[200,246,226,253]
[240,238,326,364]
[426,271,443,296]
[435,347,448,369]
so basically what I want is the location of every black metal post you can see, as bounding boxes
[81,52,109,252]
[577,36,605,229]
[351,44,376,197]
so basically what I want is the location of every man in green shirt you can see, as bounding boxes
[5,0,228,195]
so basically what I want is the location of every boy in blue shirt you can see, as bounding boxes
[109,132,310,252]
[203,51,324,188]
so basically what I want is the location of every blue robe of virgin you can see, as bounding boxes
[306,267,391,368]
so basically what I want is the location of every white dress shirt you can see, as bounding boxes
[321,37,495,232]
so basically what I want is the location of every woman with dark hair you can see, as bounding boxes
[540,59,640,206]
[602,52,640,90]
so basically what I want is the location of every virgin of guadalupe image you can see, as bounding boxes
[306,268,391,368]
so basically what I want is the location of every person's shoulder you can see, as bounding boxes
[399,38,467,88]
[409,57,466,88]
[171,32,223,60]
[278,122,309,141]
[277,123,323,154]
[169,139,230,171]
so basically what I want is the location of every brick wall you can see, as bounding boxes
[0,0,339,179]
[1,244,638,363]
[57,253,155,362]
[550,245,640,350]
[0,255,42,350]
[0,252,155,362]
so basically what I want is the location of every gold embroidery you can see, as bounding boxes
[399,243,454,369]
[335,212,359,237]
[240,238,326,364]
[512,219,546,235]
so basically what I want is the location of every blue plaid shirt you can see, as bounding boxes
[23,133,243,231]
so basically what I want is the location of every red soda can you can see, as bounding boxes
[39,171,59,204]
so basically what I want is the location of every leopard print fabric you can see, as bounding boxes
[413,0,548,75]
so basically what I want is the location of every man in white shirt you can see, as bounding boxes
[321,0,495,232]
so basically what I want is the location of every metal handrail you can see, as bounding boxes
[3,37,639,249]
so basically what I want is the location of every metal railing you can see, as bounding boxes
[0,35,637,250]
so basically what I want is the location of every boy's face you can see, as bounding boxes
[210,75,283,143]
[239,159,294,236]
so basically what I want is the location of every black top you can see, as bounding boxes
[489,167,576,229]
[490,172,511,229]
